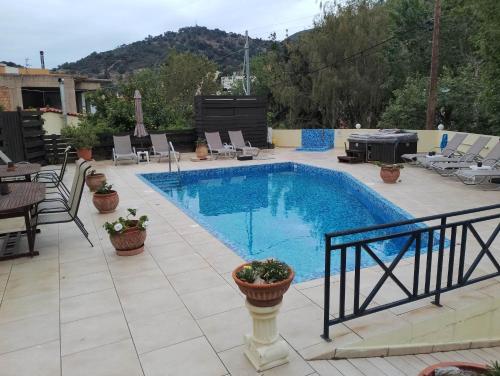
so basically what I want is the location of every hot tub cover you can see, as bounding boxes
[348,129,418,144]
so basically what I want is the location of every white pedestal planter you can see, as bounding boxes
[243,300,289,371]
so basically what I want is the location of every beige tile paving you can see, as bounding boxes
[0,340,60,376]
[0,291,59,324]
[61,311,130,356]
[60,289,121,323]
[0,313,59,354]
[140,336,227,376]
[61,339,143,376]
[128,307,202,354]
[180,284,244,319]
[120,287,184,322]
[0,149,498,375]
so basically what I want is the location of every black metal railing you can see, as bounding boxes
[321,203,500,341]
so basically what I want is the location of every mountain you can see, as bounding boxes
[57,26,275,78]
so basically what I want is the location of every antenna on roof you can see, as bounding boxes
[40,51,45,69]
[243,30,251,96]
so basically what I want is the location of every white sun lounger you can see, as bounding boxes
[150,133,180,162]
[418,136,491,168]
[432,141,500,175]
[205,132,236,159]
[228,130,260,157]
[113,135,138,165]
[401,133,467,163]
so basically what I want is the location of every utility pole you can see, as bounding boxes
[243,30,251,96]
[425,0,441,130]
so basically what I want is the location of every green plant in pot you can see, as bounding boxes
[104,208,149,256]
[61,123,99,161]
[85,169,107,192]
[195,138,208,160]
[233,259,294,307]
[232,259,294,371]
[92,182,119,213]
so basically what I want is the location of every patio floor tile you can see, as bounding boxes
[140,336,227,376]
[61,339,143,376]
[169,266,226,295]
[61,311,130,356]
[129,307,202,354]
[61,289,121,323]
[120,287,184,323]
[219,342,314,376]
[0,340,60,376]
[156,253,209,276]
[113,268,171,297]
[197,306,251,352]
[0,313,59,355]
[146,239,195,260]
[181,284,244,319]
[60,270,114,299]
[0,291,59,324]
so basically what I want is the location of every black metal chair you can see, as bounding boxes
[35,158,93,246]
[35,146,72,190]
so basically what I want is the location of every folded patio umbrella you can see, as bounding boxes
[133,90,148,138]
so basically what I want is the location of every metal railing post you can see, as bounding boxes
[433,217,446,306]
[321,235,332,342]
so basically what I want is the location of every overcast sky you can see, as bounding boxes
[0,0,320,69]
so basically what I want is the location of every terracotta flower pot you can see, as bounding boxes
[418,362,488,376]
[77,148,93,161]
[85,173,106,192]
[110,221,147,256]
[196,145,208,160]
[232,263,294,307]
[92,191,119,213]
[380,166,401,184]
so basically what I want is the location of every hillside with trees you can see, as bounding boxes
[251,0,500,135]
[57,26,273,78]
[82,0,500,136]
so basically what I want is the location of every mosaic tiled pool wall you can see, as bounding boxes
[296,129,335,151]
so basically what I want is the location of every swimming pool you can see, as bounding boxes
[140,163,423,282]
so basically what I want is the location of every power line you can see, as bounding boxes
[267,20,434,88]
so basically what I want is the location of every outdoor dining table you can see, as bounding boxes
[0,182,45,260]
[0,163,41,182]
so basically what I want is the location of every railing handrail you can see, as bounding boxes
[321,204,500,341]
[328,212,500,250]
[325,203,500,239]
[169,141,181,174]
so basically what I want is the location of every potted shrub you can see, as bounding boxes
[92,182,119,213]
[233,259,294,307]
[195,138,209,160]
[232,259,294,371]
[377,163,404,184]
[61,124,99,161]
[104,209,149,256]
[85,170,107,192]
[418,361,493,376]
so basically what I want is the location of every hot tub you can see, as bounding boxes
[348,129,418,163]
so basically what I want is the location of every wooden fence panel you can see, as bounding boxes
[44,129,197,162]
[44,134,78,164]
[0,109,46,163]
[194,96,268,148]
[20,110,46,163]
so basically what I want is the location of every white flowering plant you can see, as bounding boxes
[103,208,149,235]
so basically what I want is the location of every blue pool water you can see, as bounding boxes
[140,163,423,282]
